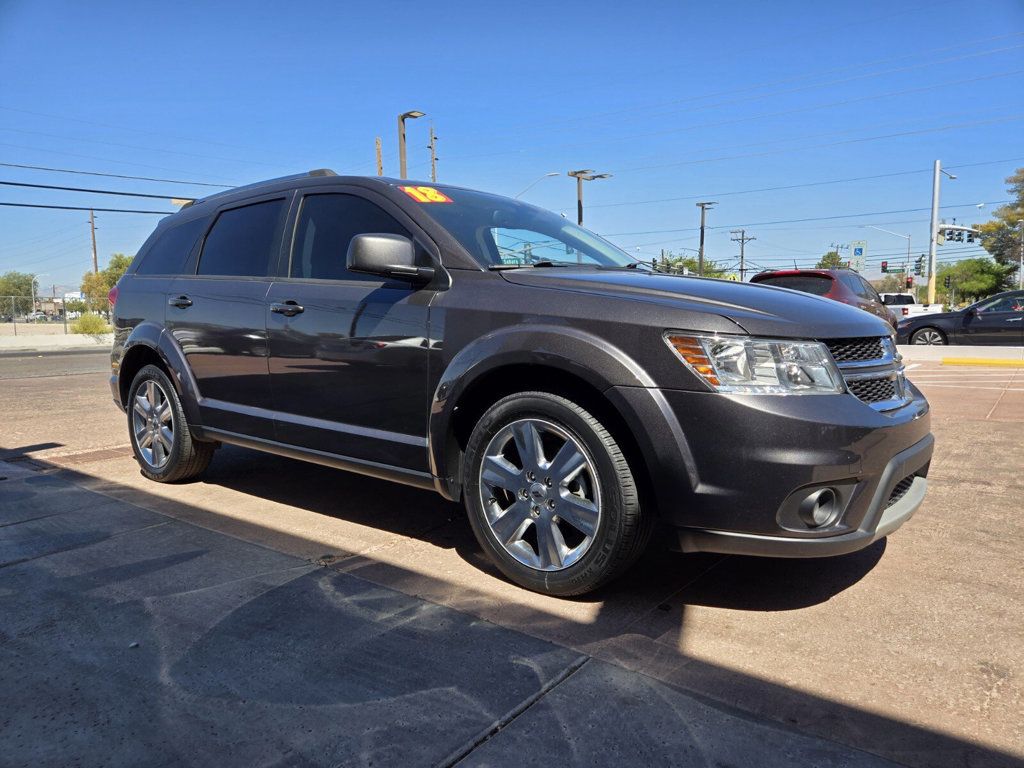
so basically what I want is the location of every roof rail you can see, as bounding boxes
[190,168,340,206]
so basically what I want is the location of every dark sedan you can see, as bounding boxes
[896,290,1024,345]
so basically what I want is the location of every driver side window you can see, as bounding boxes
[290,194,412,281]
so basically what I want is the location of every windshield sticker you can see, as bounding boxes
[399,186,453,204]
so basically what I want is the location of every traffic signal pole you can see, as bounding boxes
[927,161,940,304]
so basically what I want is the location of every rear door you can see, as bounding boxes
[265,188,435,471]
[165,193,291,439]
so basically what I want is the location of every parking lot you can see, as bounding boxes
[1,349,1022,767]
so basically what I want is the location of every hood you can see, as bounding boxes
[500,268,893,339]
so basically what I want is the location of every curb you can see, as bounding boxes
[941,358,1024,368]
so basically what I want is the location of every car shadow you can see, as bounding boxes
[5,441,1017,768]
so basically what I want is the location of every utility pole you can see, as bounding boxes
[696,202,716,277]
[567,169,611,227]
[1017,220,1023,290]
[89,209,98,274]
[730,229,755,282]
[397,110,425,180]
[927,160,956,304]
[427,126,438,182]
[375,137,383,176]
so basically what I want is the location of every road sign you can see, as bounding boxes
[849,240,867,272]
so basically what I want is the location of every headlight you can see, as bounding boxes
[664,334,845,395]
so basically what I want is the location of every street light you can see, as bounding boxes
[567,169,611,226]
[397,110,425,179]
[865,225,915,299]
[514,172,559,199]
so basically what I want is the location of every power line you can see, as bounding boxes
[589,156,1024,209]
[0,180,191,201]
[0,161,230,188]
[615,113,1024,173]
[0,202,170,215]
[603,201,1011,237]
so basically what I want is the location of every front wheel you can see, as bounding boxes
[127,364,214,483]
[463,391,648,596]
[910,327,946,345]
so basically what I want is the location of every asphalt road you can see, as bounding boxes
[0,351,1021,767]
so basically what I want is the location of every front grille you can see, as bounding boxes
[847,376,897,403]
[824,337,884,363]
[886,475,916,508]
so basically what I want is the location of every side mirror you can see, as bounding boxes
[347,233,435,282]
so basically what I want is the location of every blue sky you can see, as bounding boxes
[1,0,1022,292]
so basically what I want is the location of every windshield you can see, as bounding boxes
[396,184,637,269]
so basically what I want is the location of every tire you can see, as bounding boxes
[127,364,214,483]
[463,391,647,596]
[910,327,946,345]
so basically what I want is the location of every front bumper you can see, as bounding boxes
[606,383,932,557]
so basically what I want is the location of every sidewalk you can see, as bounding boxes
[0,332,113,353]
[0,460,899,767]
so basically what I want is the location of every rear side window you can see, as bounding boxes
[136,217,207,275]
[754,275,832,296]
[841,274,880,301]
[290,194,412,280]
[197,199,286,277]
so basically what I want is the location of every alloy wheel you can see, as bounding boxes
[912,329,944,345]
[478,418,601,571]
[132,379,174,469]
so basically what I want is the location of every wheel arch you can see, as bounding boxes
[910,325,948,344]
[429,326,661,513]
[117,323,203,429]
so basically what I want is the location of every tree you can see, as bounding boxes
[975,167,1024,288]
[935,257,1013,306]
[815,250,845,269]
[657,250,728,278]
[0,271,38,314]
[81,253,133,314]
[870,273,908,294]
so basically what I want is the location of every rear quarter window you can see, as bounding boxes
[754,275,833,296]
[135,217,208,275]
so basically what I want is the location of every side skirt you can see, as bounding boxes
[201,427,438,493]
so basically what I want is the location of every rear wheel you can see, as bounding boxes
[127,364,214,482]
[463,391,647,596]
[910,327,946,345]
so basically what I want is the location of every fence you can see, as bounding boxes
[0,295,109,336]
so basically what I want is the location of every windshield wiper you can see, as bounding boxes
[488,260,578,270]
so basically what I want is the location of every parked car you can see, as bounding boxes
[750,269,897,328]
[896,290,1024,345]
[109,171,933,595]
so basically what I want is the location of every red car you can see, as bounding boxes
[750,269,897,329]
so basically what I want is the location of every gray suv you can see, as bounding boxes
[109,170,933,595]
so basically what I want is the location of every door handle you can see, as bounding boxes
[270,301,304,317]
[1007,317,1022,322]
[168,295,193,308]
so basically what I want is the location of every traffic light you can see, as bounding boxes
[944,275,951,289]
[881,260,888,273]
[914,255,924,276]
[966,232,975,243]
[905,276,913,289]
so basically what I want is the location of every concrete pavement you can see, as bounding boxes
[1,463,906,768]
[0,351,1022,767]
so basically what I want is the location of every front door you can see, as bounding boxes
[165,194,290,439]
[266,191,434,471]
[960,293,1024,345]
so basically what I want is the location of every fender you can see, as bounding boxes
[428,324,671,500]
[118,322,204,432]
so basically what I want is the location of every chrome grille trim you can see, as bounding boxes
[823,336,911,412]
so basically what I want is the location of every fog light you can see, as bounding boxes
[798,488,838,528]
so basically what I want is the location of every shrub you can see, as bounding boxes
[71,313,112,335]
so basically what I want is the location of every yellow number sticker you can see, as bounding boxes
[399,186,453,203]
